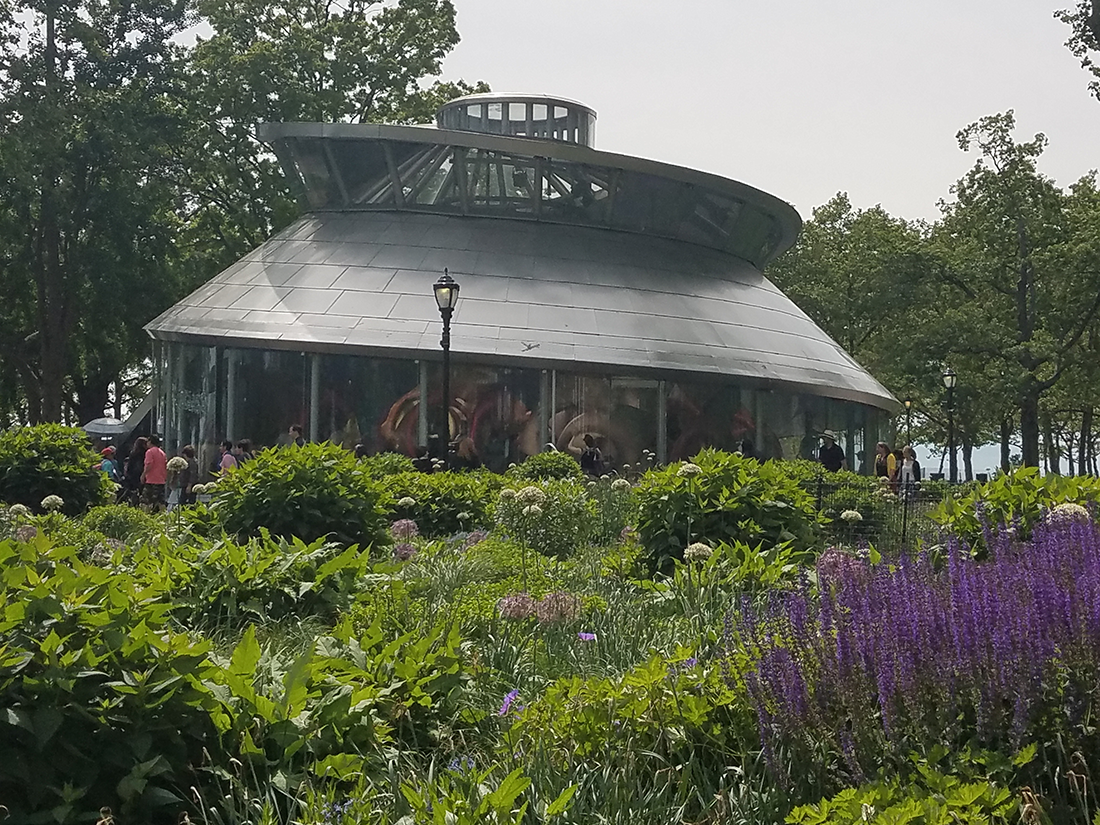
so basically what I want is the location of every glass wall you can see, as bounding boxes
[319,355,419,453]
[160,341,887,474]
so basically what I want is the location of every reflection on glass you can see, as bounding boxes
[229,349,308,450]
[321,355,419,453]
[550,373,658,469]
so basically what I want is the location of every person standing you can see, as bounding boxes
[873,442,896,480]
[289,425,306,447]
[218,440,238,475]
[579,433,603,476]
[123,437,148,504]
[99,447,121,484]
[141,435,168,510]
[817,431,847,473]
[899,445,922,498]
[177,445,199,505]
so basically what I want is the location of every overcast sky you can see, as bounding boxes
[438,0,1100,223]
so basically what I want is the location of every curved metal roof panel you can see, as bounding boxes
[147,212,898,412]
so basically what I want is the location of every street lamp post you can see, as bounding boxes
[942,367,957,483]
[433,270,460,464]
[903,397,913,445]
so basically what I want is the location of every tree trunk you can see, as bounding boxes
[1043,414,1060,475]
[1020,392,1042,467]
[1081,408,1093,476]
[74,378,111,427]
[1001,417,1012,473]
[962,438,974,481]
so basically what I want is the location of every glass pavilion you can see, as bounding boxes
[147,93,899,474]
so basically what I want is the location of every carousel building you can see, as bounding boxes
[147,93,899,473]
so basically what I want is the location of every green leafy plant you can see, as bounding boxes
[506,451,585,482]
[361,451,416,478]
[635,449,820,573]
[207,442,391,548]
[82,503,160,545]
[387,469,502,537]
[786,764,1016,824]
[0,423,112,515]
[587,477,638,546]
[132,532,374,629]
[932,467,1100,551]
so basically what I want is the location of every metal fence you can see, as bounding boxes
[801,476,963,552]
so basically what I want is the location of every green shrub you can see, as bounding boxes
[0,423,111,515]
[933,467,1100,551]
[495,479,597,558]
[387,470,502,537]
[507,450,585,482]
[635,449,820,574]
[361,450,416,478]
[0,538,220,824]
[82,503,160,545]
[207,442,391,548]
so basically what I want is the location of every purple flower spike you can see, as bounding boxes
[498,688,520,716]
[577,632,597,641]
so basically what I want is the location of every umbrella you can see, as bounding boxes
[82,417,129,437]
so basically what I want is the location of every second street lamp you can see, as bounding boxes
[433,270,460,466]
[942,367,957,483]
[903,397,913,445]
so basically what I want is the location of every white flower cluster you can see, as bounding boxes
[167,456,189,472]
[611,478,631,492]
[192,483,208,495]
[1047,502,1090,523]
[397,496,417,508]
[7,503,30,518]
[677,462,702,478]
[684,541,713,562]
[498,489,516,501]
[41,495,64,512]
[516,486,546,505]
[840,509,863,523]
[522,504,543,518]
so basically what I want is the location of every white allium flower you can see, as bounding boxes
[677,462,702,478]
[8,504,30,518]
[522,504,543,518]
[458,511,471,521]
[1048,502,1090,523]
[684,542,713,562]
[397,496,417,508]
[166,456,189,472]
[516,486,546,505]
[41,495,64,512]
[840,509,863,523]
[498,489,516,501]
[599,474,611,481]
[611,478,631,492]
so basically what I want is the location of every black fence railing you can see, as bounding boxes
[801,476,964,552]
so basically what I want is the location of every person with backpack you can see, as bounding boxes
[99,447,121,484]
[579,433,603,476]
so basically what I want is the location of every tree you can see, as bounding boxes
[935,112,1100,467]
[1057,0,1100,100]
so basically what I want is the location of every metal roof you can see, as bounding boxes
[147,211,899,412]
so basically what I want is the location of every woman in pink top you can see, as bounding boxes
[141,435,168,510]
[219,440,239,475]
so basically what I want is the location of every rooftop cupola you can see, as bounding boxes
[435,93,597,147]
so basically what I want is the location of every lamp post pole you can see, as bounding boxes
[942,368,957,483]
[433,270,460,465]
[903,397,913,445]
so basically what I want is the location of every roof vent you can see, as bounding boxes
[435,93,596,147]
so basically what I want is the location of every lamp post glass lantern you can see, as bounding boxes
[903,397,913,445]
[942,367,957,483]
[433,270,460,462]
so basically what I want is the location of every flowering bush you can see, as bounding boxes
[386,470,500,537]
[0,423,111,515]
[735,516,1100,786]
[495,479,596,558]
[587,475,639,546]
[635,449,819,574]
